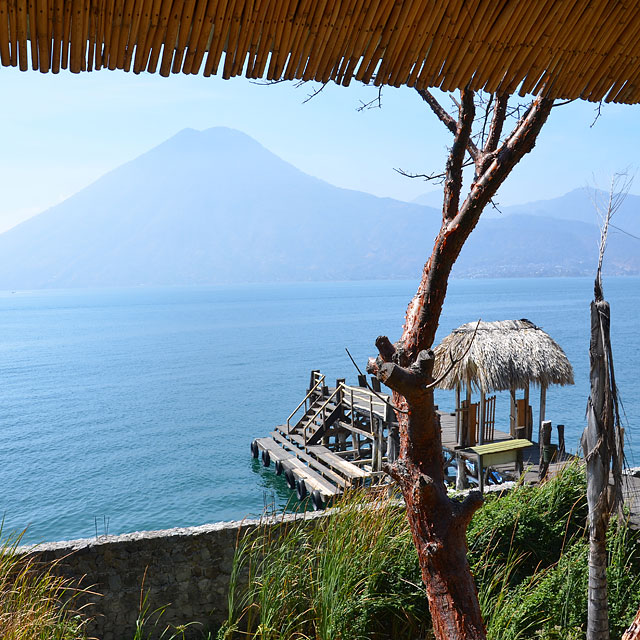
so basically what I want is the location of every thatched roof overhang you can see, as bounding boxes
[432,319,575,394]
[4,1,640,104]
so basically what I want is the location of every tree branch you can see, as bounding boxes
[403,91,554,355]
[484,92,509,154]
[443,88,475,221]
[394,160,474,184]
[416,88,479,160]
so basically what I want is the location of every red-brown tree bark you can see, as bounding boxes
[368,87,554,639]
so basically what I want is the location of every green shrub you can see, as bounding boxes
[221,465,640,640]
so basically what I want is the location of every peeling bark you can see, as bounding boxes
[369,88,554,640]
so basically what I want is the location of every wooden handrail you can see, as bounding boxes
[303,385,341,445]
[287,374,325,431]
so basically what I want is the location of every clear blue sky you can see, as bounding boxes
[2,66,640,232]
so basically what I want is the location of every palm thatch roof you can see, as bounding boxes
[432,319,574,394]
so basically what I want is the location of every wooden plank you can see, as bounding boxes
[281,458,339,497]
[307,445,369,480]
[255,436,294,462]
[334,420,374,441]
[270,430,349,488]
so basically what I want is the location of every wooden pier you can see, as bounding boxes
[251,370,546,508]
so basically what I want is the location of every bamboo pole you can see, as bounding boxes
[27,0,38,69]
[221,0,246,78]
[122,0,146,71]
[359,0,400,84]
[186,0,216,74]
[280,0,313,80]
[336,0,379,85]
[16,0,28,70]
[93,0,106,69]
[289,0,327,80]
[229,0,255,76]
[114,0,136,70]
[99,0,115,69]
[146,0,173,73]
[472,0,544,94]
[331,0,366,84]
[264,0,293,79]
[80,0,90,71]
[202,0,233,77]
[316,0,359,83]
[436,0,487,90]
[386,0,435,87]
[88,0,100,70]
[302,0,338,81]
[8,0,17,66]
[158,0,184,76]
[106,0,124,70]
[0,0,11,65]
[69,0,84,72]
[180,0,208,73]
[170,0,195,73]
[50,0,62,70]
[37,0,51,71]
[132,0,160,72]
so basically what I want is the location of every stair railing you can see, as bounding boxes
[303,385,341,446]
[287,374,325,433]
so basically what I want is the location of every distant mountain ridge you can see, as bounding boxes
[0,127,637,289]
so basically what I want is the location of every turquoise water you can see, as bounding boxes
[1,277,638,544]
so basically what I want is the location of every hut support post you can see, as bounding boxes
[455,383,461,442]
[539,385,547,441]
[510,387,516,437]
[479,391,486,445]
[524,383,530,439]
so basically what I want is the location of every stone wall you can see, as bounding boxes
[19,512,323,640]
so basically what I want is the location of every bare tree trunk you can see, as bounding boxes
[367,88,554,639]
[584,299,613,640]
[582,176,628,640]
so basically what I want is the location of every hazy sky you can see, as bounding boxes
[3,66,640,233]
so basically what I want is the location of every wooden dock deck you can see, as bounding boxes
[252,370,638,518]
[252,370,547,508]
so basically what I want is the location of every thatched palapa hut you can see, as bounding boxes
[433,319,574,446]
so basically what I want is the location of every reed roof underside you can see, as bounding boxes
[433,319,575,394]
[4,0,640,104]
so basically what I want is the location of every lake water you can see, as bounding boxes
[1,277,638,544]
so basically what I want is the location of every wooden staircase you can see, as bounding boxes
[252,371,393,509]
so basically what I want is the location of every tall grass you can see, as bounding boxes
[219,490,430,640]
[221,464,640,640]
[0,529,88,640]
